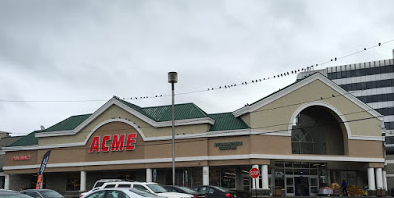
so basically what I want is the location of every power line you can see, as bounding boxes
[30,102,387,141]
[16,88,386,138]
[0,40,393,103]
[13,114,384,151]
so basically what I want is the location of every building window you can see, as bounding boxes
[66,172,80,191]
[327,65,394,80]
[291,106,344,155]
[339,78,394,91]
[209,167,236,189]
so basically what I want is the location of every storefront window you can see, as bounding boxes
[174,168,202,187]
[336,171,357,186]
[209,167,236,189]
[66,172,80,191]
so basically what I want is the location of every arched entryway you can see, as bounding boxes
[291,105,344,155]
[288,102,350,156]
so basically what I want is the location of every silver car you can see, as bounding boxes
[82,188,164,198]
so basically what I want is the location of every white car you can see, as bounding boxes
[81,181,193,198]
[81,181,133,197]
[82,188,162,198]
[129,182,193,198]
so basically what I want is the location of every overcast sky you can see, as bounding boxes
[1,0,394,136]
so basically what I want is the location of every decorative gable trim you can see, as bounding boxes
[36,98,215,138]
[233,73,383,121]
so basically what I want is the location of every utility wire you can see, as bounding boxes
[16,115,384,151]
[30,104,387,143]
[0,40,393,103]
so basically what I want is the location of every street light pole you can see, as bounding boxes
[168,72,178,185]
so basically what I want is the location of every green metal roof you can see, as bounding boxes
[8,98,252,147]
[117,99,155,120]
[143,103,208,122]
[8,131,40,147]
[208,113,250,131]
[41,114,92,133]
[118,98,209,122]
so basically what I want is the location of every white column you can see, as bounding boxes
[252,165,260,189]
[383,170,387,190]
[80,171,86,192]
[261,165,269,189]
[4,174,10,190]
[368,167,376,190]
[203,166,209,185]
[146,168,152,182]
[376,168,383,189]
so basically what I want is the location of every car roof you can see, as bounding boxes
[130,182,157,185]
[103,182,134,185]
[96,179,124,182]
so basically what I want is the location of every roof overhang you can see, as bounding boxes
[233,73,383,121]
[35,97,215,138]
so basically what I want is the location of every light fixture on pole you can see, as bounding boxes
[168,72,178,185]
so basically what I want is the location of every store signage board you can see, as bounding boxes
[215,141,242,150]
[89,133,137,153]
[12,155,31,161]
[250,168,260,178]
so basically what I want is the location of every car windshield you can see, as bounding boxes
[95,182,105,188]
[146,184,167,193]
[213,186,230,192]
[41,190,63,198]
[177,187,197,194]
[129,188,158,197]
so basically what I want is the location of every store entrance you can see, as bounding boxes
[294,177,309,196]
[285,175,318,196]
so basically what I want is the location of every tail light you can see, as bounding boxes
[225,193,234,197]
[79,195,83,197]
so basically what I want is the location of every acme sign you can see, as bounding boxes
[89,133,137,153]
[12,155,31,161]
[215,141,243,150]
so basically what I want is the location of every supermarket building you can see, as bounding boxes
[2,73,386,197]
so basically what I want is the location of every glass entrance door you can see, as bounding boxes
[294,176,309,196]
[309,176,318,196]
[285,176,295,196]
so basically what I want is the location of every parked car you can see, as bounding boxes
[93,179,125,188]
[81,181,193,198]
[192,186,236,198]
[162,185,204,198]
[129,182,193,198]
[82,188,161,198]
[0,190,33,198]
[21,189,64,198]
[81,181,135,197]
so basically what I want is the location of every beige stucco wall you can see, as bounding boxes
[4,78,385,174]
[39,105,211,146]
[243,79,382,137]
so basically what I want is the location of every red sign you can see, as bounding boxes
[250,168,260,178]
[12,155,31,161]
[89,133,137,153]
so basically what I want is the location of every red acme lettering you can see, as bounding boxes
[12,155,31,161]
[89,133,137,153]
